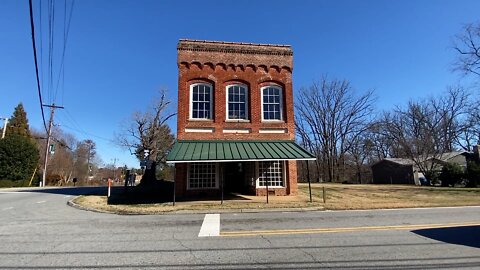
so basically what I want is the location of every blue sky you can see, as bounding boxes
[0,0,479,168]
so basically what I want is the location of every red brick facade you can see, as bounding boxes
[174,39,297,197]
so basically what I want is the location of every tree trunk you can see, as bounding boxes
[140,161,157,186]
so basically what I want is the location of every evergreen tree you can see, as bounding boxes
[0,134,39,181]
[7,103,31,138]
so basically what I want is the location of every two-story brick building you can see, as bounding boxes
[166,39,315,198]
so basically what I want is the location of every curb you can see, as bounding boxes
[67,196,480,216]
[67,197,121,215]
[167,206,325,215]
[67,196,326,215]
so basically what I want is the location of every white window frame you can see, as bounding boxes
[187,162,219,190]
[260,85,283,122]
[189,83,213,120]
[225,84,249,121]
[255,161,285,188]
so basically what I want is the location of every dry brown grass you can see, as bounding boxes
[72,183,480,214]
[72,194,324,215]
[299,183,480,210]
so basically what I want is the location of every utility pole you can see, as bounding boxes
[41,104,64,187]
[0,117,8,139]
[86,140,93,181]
[112,158,118,181]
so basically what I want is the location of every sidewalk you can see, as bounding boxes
[70,192,325,215]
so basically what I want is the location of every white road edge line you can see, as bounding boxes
[0,191,37,194]
[2,207,14,211]
[198,214,220,237]
[64,195,71,198]
[36,201,46,204]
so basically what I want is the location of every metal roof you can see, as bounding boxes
[166,140,316,163]
[372,158,414,166]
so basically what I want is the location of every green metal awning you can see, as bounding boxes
[166,140,316,163]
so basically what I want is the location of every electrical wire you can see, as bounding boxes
[60,109,117,144]
[28,0,48,133]
[55,0,75,104]
[61,124,118,145]
[39,0,44,100]
[47,0,54,104]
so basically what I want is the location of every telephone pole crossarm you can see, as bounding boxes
[42,104,64,109]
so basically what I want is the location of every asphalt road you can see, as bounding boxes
[0,186,479,269]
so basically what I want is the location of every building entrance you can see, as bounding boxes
[224,162,246,193]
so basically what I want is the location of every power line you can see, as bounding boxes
[28,0,48,133]
[61,123,118,144]
[47,0,54,104]
[63,108,83,130]
[39,0,44,100]
[54,0,75,103]
[61,109,115,143]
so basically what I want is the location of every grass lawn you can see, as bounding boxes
[72,194,324,215]
[298,183,480,210]
[71,183,480,214]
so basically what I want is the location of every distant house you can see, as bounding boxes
[371,158,417,185]
[425,151,470,169]
[371,151,472,185]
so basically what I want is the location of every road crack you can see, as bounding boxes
[261,235,272,246]
[174,236,207,264]
[301,248,319,263]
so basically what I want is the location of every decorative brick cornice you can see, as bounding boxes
[178,39,293,56]
[177,39,293,71]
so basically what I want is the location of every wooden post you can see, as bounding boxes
[306,161,312,203]
[266,177,269,204]
[107,179,111,198]
[173,166,176,207]
[221,172,224,205]
[322,186,326,204]
[28,167,37,186]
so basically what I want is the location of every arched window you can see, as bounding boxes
[190,83,213,119]
[261,86,283,121]
[226,84,248,120]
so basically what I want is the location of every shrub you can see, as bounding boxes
[466,161,480,188]
[439,163,464,187]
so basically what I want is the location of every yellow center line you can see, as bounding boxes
[220,221,480,237]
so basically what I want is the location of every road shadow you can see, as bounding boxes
[107,182,173,205]
[18,186,108,196]
[107,181,249,205]
[412,225,480,248]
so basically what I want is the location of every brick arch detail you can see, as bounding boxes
[258,80,285,89]
[186,78,216,87]
[180,61,291,74]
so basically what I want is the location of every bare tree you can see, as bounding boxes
[346,129,378,183]
[117,89,176,185]
[380,87,471,182]
[33,127,75,184]
[433,86,471,151]
[73,140,94,181]
[453,22,480,77]
[46,128,76,184]
[83,139,96,179]
[455,106,480,151]
[296,76,375,182]
[365,121,399,160]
